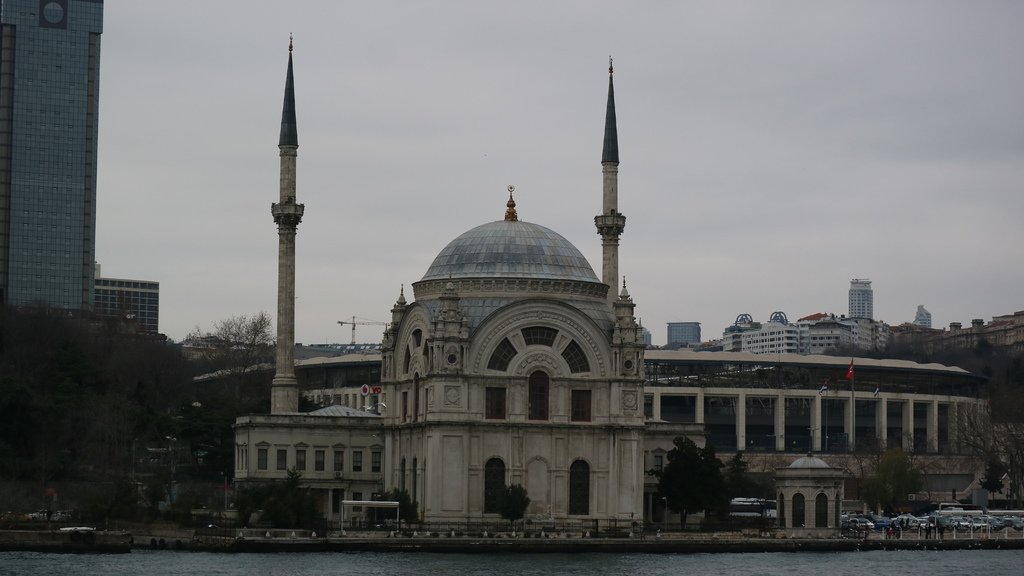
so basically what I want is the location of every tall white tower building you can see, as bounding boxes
[914,305,932,328]
[848,279,873,320]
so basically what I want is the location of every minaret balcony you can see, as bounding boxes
[272,201,305,227]
[594,213,626,237]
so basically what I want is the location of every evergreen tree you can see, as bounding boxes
[653,437,726,529]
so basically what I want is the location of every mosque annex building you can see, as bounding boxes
[233,51,986,525]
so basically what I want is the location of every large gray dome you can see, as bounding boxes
[420,220,600,283]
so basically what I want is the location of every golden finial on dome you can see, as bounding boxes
[504,185,518,221]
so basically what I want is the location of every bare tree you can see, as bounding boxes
[956,386,1024,508]
[184,312,275,410]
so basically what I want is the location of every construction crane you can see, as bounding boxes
[337,316,388,345]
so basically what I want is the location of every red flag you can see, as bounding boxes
[845,359,854,381]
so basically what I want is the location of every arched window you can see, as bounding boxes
[528,371,549,420]
[561,340,590,373]
[484,458,506,514]
[403,346,412,374]
[412,329,422,348]
[815,493,829,527]
[568,460,590,515]
[792,493,805,528]
[487,338,518,371]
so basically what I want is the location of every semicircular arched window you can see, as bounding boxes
[792,493,806,528]
[484,458,506,514]
[568,460,590,515]
[561,340,590,373]
[814,493,829,527]
[487,337,518,371]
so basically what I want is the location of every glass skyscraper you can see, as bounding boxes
[0,0,103,310]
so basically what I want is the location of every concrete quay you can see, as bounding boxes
[181,530,1024,554]
[0,529,131,553]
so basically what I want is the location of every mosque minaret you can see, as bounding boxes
[595,58,625,301]
[270,38,304,414]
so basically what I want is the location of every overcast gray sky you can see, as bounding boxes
[94,1,1024,346]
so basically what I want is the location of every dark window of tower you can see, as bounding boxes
[412,329,422,348]
[484,458,505,514]
[571,389,592,422]
[528,371,549,421]
[485,387,506,419]
[521,326,557,347]
[403,346,412,374]
[568,460,590,515]
[561,340,590,373]
[487,338,518,371]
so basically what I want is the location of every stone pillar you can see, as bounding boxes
[902,400,914,451]
[927,400,939,453]
[775,392,786,452]
[948,402,960,454]
[652,391,662,421]
[736,392,747,452]
[695,388,705,424]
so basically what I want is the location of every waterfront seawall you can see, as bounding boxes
[0,529,131,553]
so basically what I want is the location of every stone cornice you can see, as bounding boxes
[413,278,609,300]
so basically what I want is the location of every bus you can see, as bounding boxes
[933,502,985,517]
[728,498,777,520]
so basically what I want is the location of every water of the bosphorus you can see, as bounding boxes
[2,549,1024,576]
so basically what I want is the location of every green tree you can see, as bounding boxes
[653,437,726,529]
[378,488,418,525]
[236,470,319,529]
[980,456,1008,495]
[498,484,530,526]
[723,451,756,501]
[861,448,923,512]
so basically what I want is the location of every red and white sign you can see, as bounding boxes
[360,384,370,396]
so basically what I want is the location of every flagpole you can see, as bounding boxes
[849,358,855,453]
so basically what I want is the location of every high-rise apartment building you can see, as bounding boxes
[0,0,104,310]
[913,305,932,328]
[848,278,873,319]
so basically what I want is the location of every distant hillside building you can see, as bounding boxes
[93,264,159,333]
[893,311,1024,353]
[914,305,932,328]
[666,321,701,348]
[848,279,873,320]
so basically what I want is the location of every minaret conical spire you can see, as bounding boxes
[595,57,626,301]
[279,35,298,148]
[602,57,618,164]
